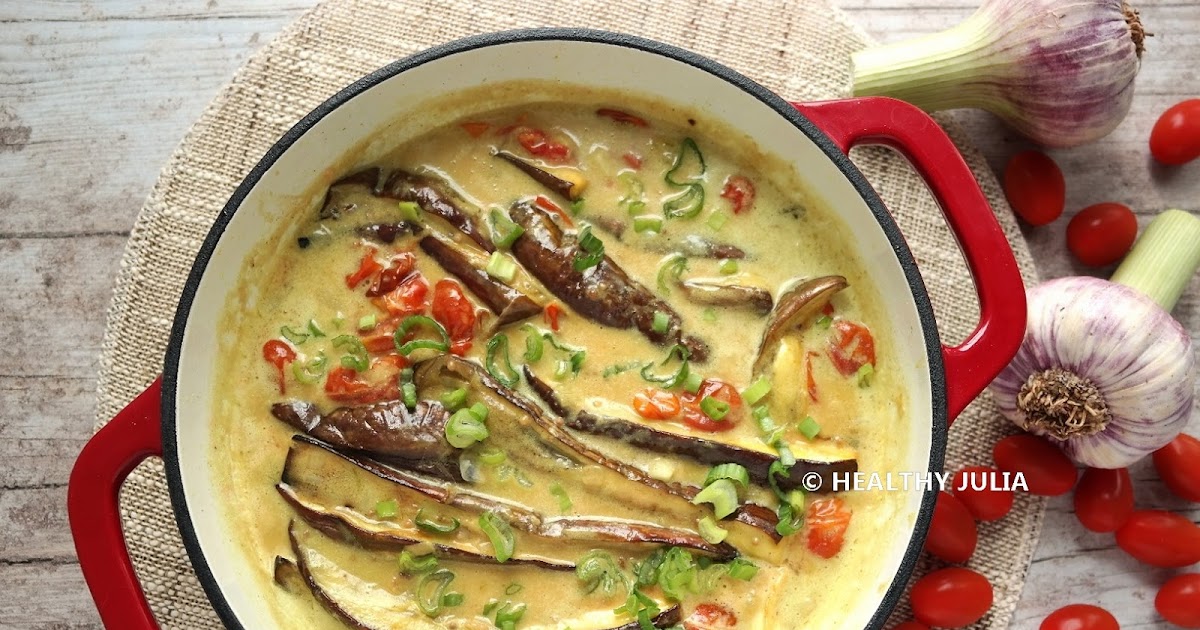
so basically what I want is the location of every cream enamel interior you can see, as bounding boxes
[170,36,935,630]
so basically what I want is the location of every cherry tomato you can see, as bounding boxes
[596,108,649,127]
[1066,203,1137,267]
[460,121,489,138]
[1115,510,1200,568]
[622,152,643,170]
[826,320,876,377]
[262,339,296,394]
[993,434,1077,496]
[543,303,563,332]
[1153,433,1200,502]
[431,279,476,356]
[632,388,682,420]
[680,379,743,432]
[534,194,574,226]
[325,366,394,404]
[720,175,756,214]
[1003,150,1065,226]
[806,497,852,559]
[1156,573,1200,628]
[909,568,993,628]
[1073,467,1134,533]
[1150,99,1200,165]
[683,603,737,629]
[952,465,1015,521]
[373,273,429,317]
[925,491,978,563]
[345,247,382,289]
[516,127,571,163]
[1040,604,1119,630]
[891,623,930,630]
[366,253,416,297]
[805,351,819,403]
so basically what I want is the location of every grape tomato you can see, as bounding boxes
[1040,604,1119,630]
[1150,99,1200,165]
[993,434,1077,496]
[910,568,993,628]
[925,491,978,564]
[1066,202,1137,267]
[1003,150,1066,226]
[1073,467,1133,533]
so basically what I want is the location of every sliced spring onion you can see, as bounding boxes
[699,396,730,421]
[445,408,488,449]
[741,377,771,405]
[395,315,451,356]
[280,325,309,345]
[776,502,804,537]
[469,402,489,422]
[634,215,663,234]
[777,442,796,467]
[576,550,627,595]
[663,183,705,219]
[570,199,585,215]
[414,509,461,535]
[718,258,739,275]
[357,314,377,331]
[549,482,572,512]
[797,416,821,440]
[307,318,326,338]
[486,251,518,283]
[767,460,791,501]
[702,307,717,322]
[333,312,346,329]
[400,368,418,410]
[505,583,523,596]
[374,498,399,518]
[665,138,706,186]
[398,200,422,223]
[493,601,527,630]
[815,315,833,329]
[521,324,543,362]
[619,173,646,216]
[543,333,586,374]
[490,208,525,249]
[553,359,570,380]
[602,361,642,378]
[573,226,605,272]
[483,600,501,616]
[726,558,758,581]
[683,371,703,394]
[417,569,455,617]
[656,253,688,293]
[485,334,520,387]
[691,478,738,519]
[398,550,438,575]
[697,516,728,544]
[705,463,750,488]
[640,344,690,388]
[291,352,328,384]
[479,513,515,563]
[441,592,464,608]
[706,210,729,231]
[651,310,670,334]
[332,335,369,372]
[478,447,506,466]
[856,363,875,387]
[440,387,468,411]
[653,548,699,602]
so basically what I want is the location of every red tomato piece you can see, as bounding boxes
[679,379,743,432]
[1150,99,1200,165]
[805,351,819,403]
[516,127,571,163]
[1003,150,1065,226]
[431,279,476,356]
[951,465,1015,522]
[460,121,489,138]
[622,152,643,170]
[826,320,876,377]
[596,108,649,127]
[891,623,930,630]
[805,497,851,559]
[683,603,737,629]
[1066,202,1137,267]
[720,175,756,214]
[633,388,682,420]
[366,253,416,297]
[925,491,978,564]
[543,303,563,332]
[262,339,296,394]
[372,274,429,317]
[324,366,395,405]
[345,247,382,289]
[1115,510,1200,568]
[1156,573,1200,628]
[993,434,1077,496]
[1074,467,1133,533]
[1153,433,1200,502]
[534,195,574,227]
[910,568,993,628]
[1040,604,1119,630]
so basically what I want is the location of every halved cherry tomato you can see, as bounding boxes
[925,491,978,564]
[951,465,1014,521]
[262,339,296,394]
[534,195,574,226]
[633,388,681,420]
[679,379,743,432]
[1153,433,1200,502]
[516,127,571,163]
[1074,467,1133,533]
[373,273,429,317]
[993,434,1077,496]
[345,247,382,289]
[1156,573,1200,628]
[826,320,876,377]
[1150,99,1200,165]
[1003,150,1065,226]
[720,175,756,214]
[372,353,409,370]
[431,279,476,356]
[622,152,643,170]
[1066,202,1137,267]
[543,303,563,332]
[683,603,737,629]
[460,121,489,138]
[366,253,416,297]
[806,497,851,559]
[891,622,930,630]
[596,108,649,127]
[805,351,819,403]
[1115,510,1200,568]
[910,568,993,628]
[1040,604,1119,630]
[324,366,395,404]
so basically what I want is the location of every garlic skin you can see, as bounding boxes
[852,0,1145,148]
[990,277,1193,468]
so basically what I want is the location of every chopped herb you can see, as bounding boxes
[486,251,518,283]
[357,314,377,331]
[656,253,688,293]
[414,509,461,535]
[332,335,369,372]
[417,569,456,617]
[856,363,875,387]
[797,416,821,440]
[550,482,572,512]
[398,550,438,575]
[445,408,488,449]
[691,478,738,519]
[697,516,728,544]
[394,315,450,356]
[280,325,309,345]
[440,387,468,411]
[741,377,771,405]
[639,344,690,389]
[815,314,833,329]
[307,318,326,338]
[573,225,606,271]
[634,215,663,233]
[699,396,730,421]
[374,498,398,518]
[479,513,515,563]
[651,310,670,334]
[705,463,750,488]
[490,208,525,249]
[485,334,520,388]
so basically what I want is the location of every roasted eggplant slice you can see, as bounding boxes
[752,275,847,377]
[679,279,773,314]
[319,168,385,220]
[494,150,585,200]
[419,236,543,327]
[357,221,423,244]
[273,556,309,595]
[508,201,709,362]
[381,169,495,252]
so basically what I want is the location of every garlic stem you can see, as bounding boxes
[1111,209,1200,312]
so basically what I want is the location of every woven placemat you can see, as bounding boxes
[94,0,1044,627]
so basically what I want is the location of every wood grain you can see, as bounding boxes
[1,0,1197,628]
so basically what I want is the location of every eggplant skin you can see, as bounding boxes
[419,236,543,327]
[612,605,682,629]
[508,200,709,362]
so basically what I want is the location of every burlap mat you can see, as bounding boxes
[94,0,1045,627]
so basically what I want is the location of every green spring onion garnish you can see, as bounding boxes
[573,225,606,272]
[485,334,520,388]
[332,334,369,372]
[478,512,515,563]
[414,508,461,535]
[291,352,327,384]
[490,208,525,249]
[394,315,450,356]
[691,478,738,519]
[445,408,488,449]
[416,569,456,617]
[704,463,750,488]
[698,395,730,421]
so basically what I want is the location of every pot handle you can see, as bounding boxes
[68,377,163,630]
[790,97,1026,423]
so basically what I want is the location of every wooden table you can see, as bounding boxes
[2,1,1196,627]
